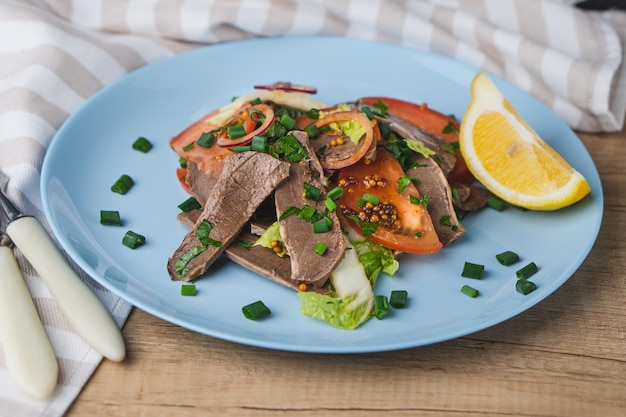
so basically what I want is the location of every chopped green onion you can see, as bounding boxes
[279,114,296,129]
[304,108,320,119]
[314,242,328,255]
[279,206,300,220]
[410,194,430,206]
[237,239,254,249]
[496,250,520,266]
[196,219,222,248]
[122,230,145,249]
[356,193,380,207]
[487,196,506,211]
[374,295,390,319]
[100,210,122,226]
[361,106,375,120]
[175,245,206,277]
[232,145,251,153]
[303,182,321,202]
[397,175,418,193]
[179,157,188,169]
[177,197,201,212]
[242,300,271,320]
[313,218,332,233]
[181,284,196,296]
[324,197,337,213]
[274,134,308,163]
[111,174,134,195]
[461,262,484,279]
[516,280,537,295]
[389,290,408,309]
[442,122,459,134]
[297,205,317,221]
[182,141,195,152]
[326,186,344,201]
[197,132,215,148]
[304,124,322,137]
[248,97,262,105]
[132,137,153,153]
[227,124,247,139]
[516,262,538,280]
[461,285,479,298]
[250,135,268,153]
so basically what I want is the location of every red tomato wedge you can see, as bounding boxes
[338,149,443,254]
[357,97,474,184]
[169,109,233,191]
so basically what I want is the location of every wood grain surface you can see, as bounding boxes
[66,128,626,417]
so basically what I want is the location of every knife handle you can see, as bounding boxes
[6,216,126,362]
[0,245,58,399]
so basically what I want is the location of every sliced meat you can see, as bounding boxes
[406,154,466,246]
[167,151,290,281]
[177,211,329,294]
[375,114,457,175]
[274,131,346,287]
[451,183,494,211]
[186,159,218,205]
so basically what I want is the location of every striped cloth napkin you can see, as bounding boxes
[0,0,624,416]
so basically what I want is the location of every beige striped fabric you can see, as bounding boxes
[0,0,624,415]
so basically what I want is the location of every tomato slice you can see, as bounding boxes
[357,97,474,184]
[215,103,275,147]
[338,149,443,254]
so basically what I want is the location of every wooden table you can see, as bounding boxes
[66,128,626,417]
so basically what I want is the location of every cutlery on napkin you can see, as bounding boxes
[0,187,125,398]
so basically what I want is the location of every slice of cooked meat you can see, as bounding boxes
[274,131,346,287]
[406,154,466,246]
[167,151,290,281]
[186,159,219,205]
[177,211,329,294]
[450,182,494,211]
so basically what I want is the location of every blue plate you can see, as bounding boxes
[41,37,603,353]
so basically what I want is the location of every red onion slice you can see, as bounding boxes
[254,82,317,95]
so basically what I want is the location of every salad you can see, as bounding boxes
[167,82,492,330]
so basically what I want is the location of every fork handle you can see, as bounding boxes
[6,216,126,362]
[0,245,58,399]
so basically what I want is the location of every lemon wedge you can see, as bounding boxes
[459,72,590,210]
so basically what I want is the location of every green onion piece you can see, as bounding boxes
[314,242,328,255]
[496,250,520,266]
[461,285,479,298]
[442,121,459,134]
[274,134,309,163]
[175,245,206,277]
[324,197,337,213]
[516,280,537,295]
[177,196,201,212]
[313,218,332,233]
[232,145,251,153]
[389,290,408,309]
[248,97,262,105]
[250,135,268,153]
[196,219,222,248]
[516,262,538,280]
[100,210,122,226]
[279,206,300,220]
[242,300,271,320]
[227,124,247,139]
[304,108,320,119]
[410,194,430,206]
[111,174,134,195]
[356,193,380,207]
[179,157,188,169]
[304,124,322,137]
[297,205,317,221]
[374,295,390,319]
[326,186,344,200]
[279,114,296,129]
[303,182,321,202]
[487,196,506,211]
[237,239,254,249]
[461,262,484,279]
[181,284,196,296]
[132,136,153,153]
[197,132,215,148]
[122,230,145,249]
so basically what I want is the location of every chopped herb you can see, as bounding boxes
[304,124,322,137]
[111,174,134,195]
[374,295,390,319]
[122,230,145,249]
[442,121,459,134]
[279,113,296,129]
[361,106,375,120]
[312,218,333,233]
[372,100,389,117]
[496,250,520,266]
[132,137,153,153]
[356,193,380,207]
[303,182,321,202]
[175,245,206,277]
[248,97,262,105]
[181,284,197,296]
[314,242,328,255]
[196,219,222,248]
[410,194,430,206]
[516,262,538,280]
[179,157,188,169]
[516,280,537,295]
[397,175,419,193]
[177,196,201,212]
[389,290,408,308]
[273,134,308,163]
[250,135,268,153]
[232,145,251,153]
[439,215,458,230]
[279,206,300,220]
[100,210,122,226]
[324,197,337,212]
[237,239,254,249]
[182,141,195,152]
[360,221,379,236]
[462,262,484,279]
[461,285,479,298]
[227,124,246,139]
[242,300,271,320]
[197,132,215,148]
[487,196,506,211]
[326,186,344,201]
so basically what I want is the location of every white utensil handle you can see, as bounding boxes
[6,216,126,362]
[0,245,58,399]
